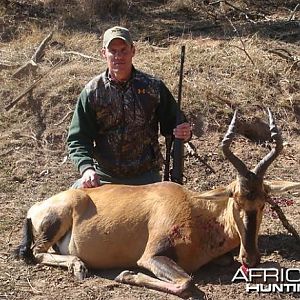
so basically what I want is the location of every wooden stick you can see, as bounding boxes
[5,60,65,111]
[0,63,21,70]
[31,32,53,63]
[12,60,38,78]
[26,278,42,295]
[288,3,299,21]
[211,0,265,21]
[185,142,216,174]
[12,32,53,78]
[54,110,73,126]
[62,51,101,61]
[267,48,295,62]
[224,0,249,15]
[266,197,300,242]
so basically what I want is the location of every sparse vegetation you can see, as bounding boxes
[0,1,299,299]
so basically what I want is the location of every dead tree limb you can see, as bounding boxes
[12,60,38,78]
[54,110,73,126]
[266,197,300,242]
[211,0,265,22]
[185,142,216,174]
[227,18,255,66]
[288,3,299,21]
[267,48,295,62]
[223,0,250,16]
[31,32,53,63]
[12,32,53,79]
[5,60,65,111]
[0,62,21,70]
[266,48,300,71]
[62,51,101,61]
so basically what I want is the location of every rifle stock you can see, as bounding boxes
[170,45,185,184]
[163,135,173,181]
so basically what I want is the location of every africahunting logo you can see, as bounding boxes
[232,267,300,293]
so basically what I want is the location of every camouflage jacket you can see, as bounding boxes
[67,67,180,178]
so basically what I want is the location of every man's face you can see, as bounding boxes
[102,38,135,81]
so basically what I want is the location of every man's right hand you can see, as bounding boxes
[81,169,101,188]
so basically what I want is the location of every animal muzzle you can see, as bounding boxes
[240,210,261,267]
[241,250,261,267]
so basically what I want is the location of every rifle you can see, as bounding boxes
[163,135,173,181]
[170,45,185,184]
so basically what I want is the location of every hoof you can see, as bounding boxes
[115,270,135,283]
[13,245,36,264]
[69,258,88,280]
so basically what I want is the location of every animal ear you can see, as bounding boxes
[264,180,300,194]
[199,187,230,201]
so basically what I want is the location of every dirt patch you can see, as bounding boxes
[1,1,300,299]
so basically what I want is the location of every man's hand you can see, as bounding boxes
[81,169,101,188]
[173,122,192,142]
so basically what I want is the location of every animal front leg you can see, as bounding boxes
[116,270,194,297]
[116,256,194,297]
[35,253,88,280]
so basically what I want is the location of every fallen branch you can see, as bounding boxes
[211,0,265,22]
[288,3,299,21]
[0,149,14,157]
[207,90,237,109]
[185,142,216,174]
[223,0,250,16]
[32,32,53,63]
[12,32,53,79]
[0,62,21,70]
[266,48,300,71]
[54,110,73,126]
[266,197,300,242]
[267,48,295,62]
[12,60,38,78]
[62,51,101,61]
[26,278,42,295]
[5,60,65,111]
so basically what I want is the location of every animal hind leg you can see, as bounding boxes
[35,252,88,280]
[33,210,67,253]
[115,256,194,297]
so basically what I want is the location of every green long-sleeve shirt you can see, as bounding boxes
[67,67,181,178]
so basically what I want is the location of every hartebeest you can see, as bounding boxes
[15,110,300,297]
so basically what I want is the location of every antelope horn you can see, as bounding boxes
[253,108,283,178]
[221,110,249,177]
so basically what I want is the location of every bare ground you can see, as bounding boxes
[0,1,300,299]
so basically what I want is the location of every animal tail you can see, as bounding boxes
[13,218,36,264]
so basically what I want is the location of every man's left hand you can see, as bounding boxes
[173,122,192,142]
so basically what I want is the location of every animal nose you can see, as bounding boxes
[242,252,261,267]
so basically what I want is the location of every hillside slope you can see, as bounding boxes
[1,1,299,299]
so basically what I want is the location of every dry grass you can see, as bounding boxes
[134,36,300,134]
[42,0,130,24]
[1,26,299,139]
[1,2,300,299]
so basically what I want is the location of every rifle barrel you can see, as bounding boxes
[177,45,185,113]
[171,45,185,184]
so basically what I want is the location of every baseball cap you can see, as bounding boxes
[103,26,133,48]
